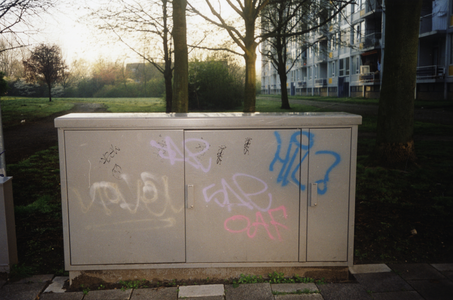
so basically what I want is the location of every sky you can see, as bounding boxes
[29,0,250,66]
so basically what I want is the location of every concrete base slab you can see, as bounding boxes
[131,287,178,300]
[39,292,85,300]
[225,283,274,300]
[178,284,224,298]
[83,289,132,300]
[353,272,413,293]
[318,283,371,300]
[349,264,390,274]
[69,266,348,286]
[388,263,446,280]
[44,276,68,293]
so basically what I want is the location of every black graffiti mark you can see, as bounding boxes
[100,144,120,164]
[217,145,227,165]
[112,164,122,179]
[244,137,252,155]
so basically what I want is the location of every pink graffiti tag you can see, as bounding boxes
[150,136,211,172]
[223,205,288,241]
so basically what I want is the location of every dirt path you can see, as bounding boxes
[3,103,107,165]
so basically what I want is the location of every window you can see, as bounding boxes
[355,24,362,44]
[330,61,336,77]
[450,34,453,64]
[339,59,344,76]
[356,57,361,74]
[346,57,350,75]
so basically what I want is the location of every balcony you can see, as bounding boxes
[314,52,327,63]
[315,78,327,87]
[416,65,445,80]
[358,72,380,83]
[364,0,383,15]
[363,32,381,49]
[298,81,307,88]
[420,12,447,36]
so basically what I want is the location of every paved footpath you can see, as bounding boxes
[0,264,452,300]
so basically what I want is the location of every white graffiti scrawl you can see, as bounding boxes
[150,136,212,172]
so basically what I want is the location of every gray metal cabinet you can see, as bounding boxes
[56,113,361,270]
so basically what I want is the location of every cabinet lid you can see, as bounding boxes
[55,112,362,129]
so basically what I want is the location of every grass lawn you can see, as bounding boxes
[3,96,453,278]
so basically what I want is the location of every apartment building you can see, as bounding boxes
[261,0,453,100]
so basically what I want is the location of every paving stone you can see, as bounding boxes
[371,291,424,300]
[353,272,413,293]
[13,274,54,284]
[43,276,68,293]
[431,263,453,272]
[183,297,224,300]
[274,294,323,299]
[349,264,391,274]
[432,263,453,280]
[179,284,224,298]
[388,263,446,280]
[225,283,273,300]
[407,279,453,300]
[442,271,453,281]
[131,287,178,300]
[83,288,133,300]
[272,283,319,293]
[39,292,85,300]
[0,282,47,300]
[317,283,372,300]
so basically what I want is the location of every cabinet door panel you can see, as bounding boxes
[307,128,351,262]
[185,130,301,263]
[65,130,185,265]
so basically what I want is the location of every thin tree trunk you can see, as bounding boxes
[48,84,52,102]
[164,68,173,113]
[243,50,257,112]
[373,0,422,167]
[162,0,173,113]
[172,0,188,113]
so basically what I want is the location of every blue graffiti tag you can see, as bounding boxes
[269,131,341,194]
[313,151,341,195]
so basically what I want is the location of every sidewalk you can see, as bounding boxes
[1,263,452,300]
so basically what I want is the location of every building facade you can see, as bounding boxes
[260,0,453,100]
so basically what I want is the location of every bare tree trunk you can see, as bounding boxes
[373,0,422,167]
[277,40,290,109]
[172,0,188,113]
[162,0,173,113]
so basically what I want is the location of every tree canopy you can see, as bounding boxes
[23,43,67,102]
